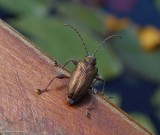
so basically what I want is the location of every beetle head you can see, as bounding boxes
[84,56,96,66]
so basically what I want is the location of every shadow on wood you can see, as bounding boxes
[0,19,152,135]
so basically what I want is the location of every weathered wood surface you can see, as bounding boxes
[0,19,152,135]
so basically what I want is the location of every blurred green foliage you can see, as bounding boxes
[113,29,160,83]
[57,2,104,32]
[155,0,160,10]
[0,0,50,17]
[151,87,160,121]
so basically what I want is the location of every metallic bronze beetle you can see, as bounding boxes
[37,24,121,117]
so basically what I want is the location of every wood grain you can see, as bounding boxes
[0,19,152,135]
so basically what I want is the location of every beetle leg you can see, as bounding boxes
[37,74,69,94]
[91,74,105,93]
[86,87,97,118]
[95,75,113,99]
[61,59,78,69]
[95,75,105,95]
[86,95,95,118]
[37,59,77,94]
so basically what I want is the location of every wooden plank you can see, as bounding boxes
[0,19,152,135]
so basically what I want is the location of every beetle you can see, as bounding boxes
[37,24,121,117]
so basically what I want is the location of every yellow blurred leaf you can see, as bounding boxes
[138,26,160,51]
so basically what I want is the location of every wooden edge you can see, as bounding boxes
[97,93,153,134]
[0,19,153,135]
[0,19,69,77]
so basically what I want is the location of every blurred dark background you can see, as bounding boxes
[0,0,160,134]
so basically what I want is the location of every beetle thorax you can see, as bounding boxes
[84,56,96,66]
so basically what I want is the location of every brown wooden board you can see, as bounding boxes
[0,19,152,135]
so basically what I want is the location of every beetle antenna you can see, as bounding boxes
[64,24,89,56]
[92,35,122,57]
